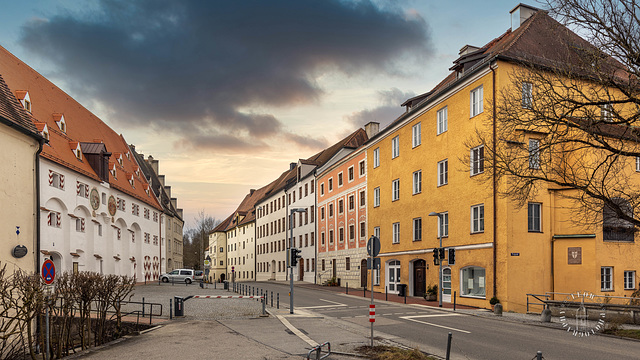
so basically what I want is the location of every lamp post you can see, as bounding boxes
[428,212,444,308]
[289,207,306,314]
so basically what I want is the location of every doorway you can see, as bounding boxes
[442,267,452,302]
[332,259,337,279]
[271,260,276,280]
[387,260,401,294]
[361,259,367,287]
[413,260,426,297]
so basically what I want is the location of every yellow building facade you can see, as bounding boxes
[368,5,640,312]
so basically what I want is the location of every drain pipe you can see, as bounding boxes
[491,61,498,300]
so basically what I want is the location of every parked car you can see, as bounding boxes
[194,270,204,281]
[160,269,195,284]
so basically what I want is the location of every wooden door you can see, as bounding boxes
[361,259,368,287]
[414,260,426,297]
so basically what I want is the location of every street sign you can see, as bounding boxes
[232,266,235,272]
[367,236,380,257]
[204,259,210,267]
[367,257,380,270]
[42,259,55,285]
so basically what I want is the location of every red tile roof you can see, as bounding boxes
[0,73,39,137]
[0,45,161,210]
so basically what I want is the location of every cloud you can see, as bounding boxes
[345,87,415,129]
[19,0,432,152]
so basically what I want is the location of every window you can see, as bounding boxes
[321,206,325,220]
[412,122,421,147]
[438,159,448,186]
[75,218,85,232]
[329,204,334,218]
[439,212,449,238]
[636,156,640,172]
[373,148,380,168]
[339,228,344,243]
[77,182,88,198]
[348,195,354,211]
[310,205,315,223]
[413,170,422,194]
[49,171,64,190]
[470,85,483,117]
[360,222,366,238]
[437,106,448,135]
[471,204,485,233]
[328,178,333,192]
[374,268,380,286]
[348,166,354,182]
[392,222,400,244]
[311,180,314,193]
[602,104,613,122]
[625,271,636,290]
[321,232,326,246]
[528,203,542,232]
[374,226,380,239]
[359,160,365,176]
[374,187,380,207]
[529,139,540,169]
[603,197,635,242]
[522,82,532,108]
[338,199,344,214]
[97,223,103,236]
[461,266,486,297]
[392,179,400,201]
[601,267,613,291]
[338,173,343,187]
[320,183,325,196]
[349,225,355,241]
[413,218,422,241]
[346,257,351,271]
[322,259,326,271]
[470,146,484,176]
[392,136,399,158]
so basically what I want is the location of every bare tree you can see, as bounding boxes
[475,0,640,232]
[183,210,219,269]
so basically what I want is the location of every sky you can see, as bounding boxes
[0,0,519,227]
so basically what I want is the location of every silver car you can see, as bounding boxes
[160,269,195,284]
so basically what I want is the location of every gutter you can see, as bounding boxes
[491,61,498,300]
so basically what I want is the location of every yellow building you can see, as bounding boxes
[368,4,640,312]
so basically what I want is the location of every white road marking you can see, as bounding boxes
[400,314,470,334]
[298,299,348,309]
[318,299,345,305]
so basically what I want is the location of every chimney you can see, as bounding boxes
[250,189,256,195]
[177,209,184,219]
[364,122,380,139]
[165,185,172,199]
[510,4,539,31]
[458,45,480,56]
[171,198,177,209]
[290,162,296,171]
[158,174,165,187]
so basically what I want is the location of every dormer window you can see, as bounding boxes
[53,114,66,133]
[110,162,117,178]
[35,122,49,141]
[116,153,123,166]
[145,185,151,196]
[134,166,140,177]
[125,151,130,160]
[69,142,82,161]
[127,173,135,187]
[15,91,31,112]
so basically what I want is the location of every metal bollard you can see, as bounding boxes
[262,297,266,315]
[446,332,452,360]
[453,291,457,311]
[277,293,280,309]
[271,291,273,307]
[169,298,173,320]
[536,351,542,360]
[386,286,388,301]
[364,286,366,297]
[142,297,145,317]
[404,291,407,304]
[346,282,348,294]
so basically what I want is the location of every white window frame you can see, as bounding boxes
[413,170,422,195]
[392,179,400,201]
[338,172,343,187]
[470,145,484,176]
[373,148,380,168]
[461,266,486,297]
[359,160,366,177]
[438,212,449,238]
[359,190,366,208]
[50,171,63,190]
[528,203,542,232]
[348,165,354,182]
[413,217,422,241]
[437,106,448,135]
[374,226,380,239]
[412,122,421,147]
[636,156,640,172]
[624,270,636,290]
[392,222,400,244]
[328,178,333,192]
[602,103,613,122]
[392,136,399,159]
[522,82,533,109]
[470,85,483,117]
[471,204,485,233]
[529,139,540,169]
[438,159,448,186]
[374,187,380,207]
[601,266,613,291]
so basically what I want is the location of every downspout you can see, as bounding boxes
[314,173,318,285]
[35,137,44,274]
[491,62,498,299]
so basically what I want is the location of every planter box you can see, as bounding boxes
[424,294,437,301]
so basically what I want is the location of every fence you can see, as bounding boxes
[527,292,640,324]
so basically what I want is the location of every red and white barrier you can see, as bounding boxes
[369,304,375,322]
[192,295,264,299]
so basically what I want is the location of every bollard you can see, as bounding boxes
[169,298,172,320]
[446,332,452,360]
[536,351,542,360]
[214,281,216,289]
[346,282,348,294]
[453,291,457,311]
[494,303,503,316]
[541,307,552,322]
[262,297,266,315]
[277,293,280,309]
[364,286,366,298]
[271,291,273,307]
[142,297,145,317]
[386,286,388,301]
[404,291,407,304]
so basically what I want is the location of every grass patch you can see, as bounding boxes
[355,345,436,360]
[602,329,640,340]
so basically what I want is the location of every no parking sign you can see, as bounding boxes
[42,259,56,285]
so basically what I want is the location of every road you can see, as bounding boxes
[239,281,640,360]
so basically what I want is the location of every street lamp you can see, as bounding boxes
[289,207,306,314]
[429,212,444,308]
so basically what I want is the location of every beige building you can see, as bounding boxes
[0,73,43,274]
[209,216,231,282]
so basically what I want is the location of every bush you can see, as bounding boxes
[489,296,500,305]
[426,284,437,296]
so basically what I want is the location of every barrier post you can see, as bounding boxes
[262,297,266,315]
[277,293,280,309]
[446,332,452,360]
[169,298,173,320]
[142,297,145,317]
[453,291,457,311]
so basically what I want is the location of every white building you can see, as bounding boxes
[287,160,317,282]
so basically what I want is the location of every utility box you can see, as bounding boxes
[397,284,407,297]
[223,281,229,290]
[174,296,184,317]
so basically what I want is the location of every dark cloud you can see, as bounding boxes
[345,87,414,129]
[20,0,431,152]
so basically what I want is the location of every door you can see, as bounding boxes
[413,260,426,297]
[387,260,401,294]
[299,258,304,281]
[361,259,368,287]
[442,267,452,302]
[271,260,276,280]
[332,259,337,279]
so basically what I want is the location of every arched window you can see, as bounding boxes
[603,197,635,242]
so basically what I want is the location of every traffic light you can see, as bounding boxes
[448,248,456,265]
[291,248,302,266]
[439,247,445,260]
[432,248,440,265]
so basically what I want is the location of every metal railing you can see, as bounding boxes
[527,292,640,315]
[307,342,331,360]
